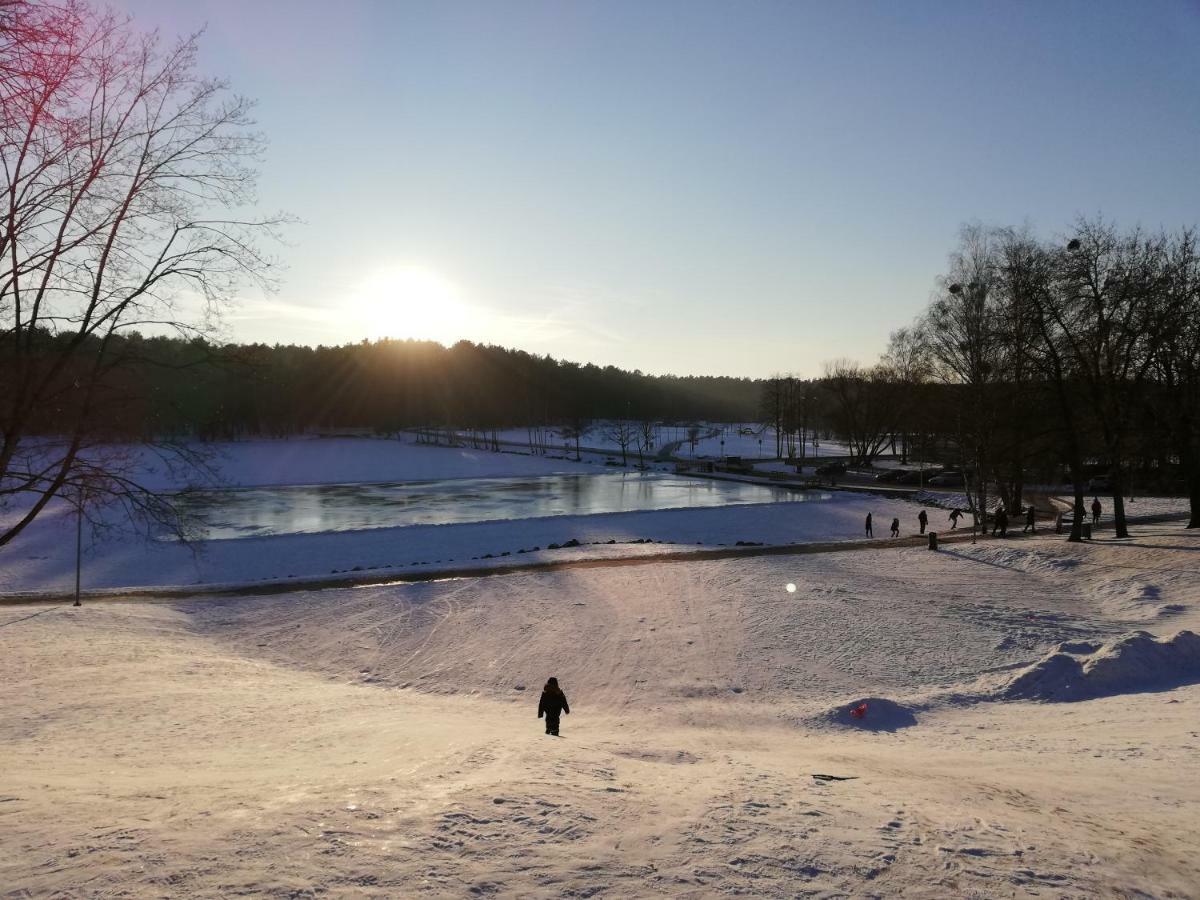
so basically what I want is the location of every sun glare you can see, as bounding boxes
[350,265,471,345]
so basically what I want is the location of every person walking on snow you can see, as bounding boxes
[1024,505,1036,533]
[538,677,570,736]
[1091,497,1102,526]
[865,512,873,537]
[890,517,900,537]
[991,506,1005,537]
[949,508,962,530]
[918,509,928,534]
[995,506,1009,537]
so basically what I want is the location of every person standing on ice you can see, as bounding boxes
[1091,497,1102,525]
[864,512,873,537]
[918,509,928,534]
[889,517,900,537]
[1024,505,1036,533]
[538,677,570,736]
[948,508,962,529]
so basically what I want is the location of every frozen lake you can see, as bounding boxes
[178,472,831,539]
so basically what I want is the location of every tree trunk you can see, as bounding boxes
[1188,466,1200,529]
[1178,425,1200,528]
[1109,456,1129,538]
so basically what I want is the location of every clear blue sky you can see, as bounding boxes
[117,0,1200,377]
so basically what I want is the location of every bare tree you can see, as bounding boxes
[1149,228,1200,527]
[1048,219,1167,538]
[820,360,895,466]
[636,417,656,467]
[559,417,590,461]
[0,1,283,547]
[605,419,636,466]
[922,224,1004,533]
[880,326,930,465]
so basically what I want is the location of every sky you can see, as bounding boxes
[115,0,1200,378]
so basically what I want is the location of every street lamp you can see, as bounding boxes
[71,482,87,607]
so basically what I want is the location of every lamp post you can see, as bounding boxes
[72,482,86,607]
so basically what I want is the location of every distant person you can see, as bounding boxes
[538,677,570,737]
[1024,505,1036,533]
[890,517,900,538]
[991,507,1004,537]
[949,508,962,530]
[918,509,928,534]
[996,506,1009,537]
[865,512,873,537]
[1091,497,1102,526]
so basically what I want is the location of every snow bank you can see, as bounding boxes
[1090,574,1187,620]
[805,697,918,732]
[946,545,1082,576]
[999,631,1200,702]
[0,491,926,594]
[1054,495,1192,519]
[912,491,1003,512]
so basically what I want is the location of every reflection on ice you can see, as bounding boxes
[176,472,832,539]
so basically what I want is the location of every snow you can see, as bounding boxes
[4,523,1200,895]
[463,422,853,462]
[160,435,584,490]
[806,697,920,732]
[1055,494,1193,518]
[1,492,930,595]
[998,630,1200,702]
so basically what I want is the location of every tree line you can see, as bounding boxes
[60,334,763,439]
[760,219,1200,537]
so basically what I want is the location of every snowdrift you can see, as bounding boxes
[1000,630,1200,702]
[806,697,918,732]
[1090,573,1187,621]
[944,545,1081,576]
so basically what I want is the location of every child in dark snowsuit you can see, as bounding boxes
[890,517,900,537]
[538,677,570,736]
[918,509,928,534]
[1024,505,1036,533]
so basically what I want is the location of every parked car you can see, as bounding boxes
[896,468,941,485]
[874,469,906,483]
[1087,475,1113,492]
[927,471,965,487]
[815,461,847,476]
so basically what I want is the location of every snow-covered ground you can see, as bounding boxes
[1054,494,1193,519]
[1,437,943,596]
[2,492,934,595]
[158,436,585,489]
[3,524,1199,896]
[443,423,852,461]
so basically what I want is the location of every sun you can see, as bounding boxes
[350,265,471,344]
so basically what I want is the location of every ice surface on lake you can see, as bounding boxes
[177,472,833,539]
